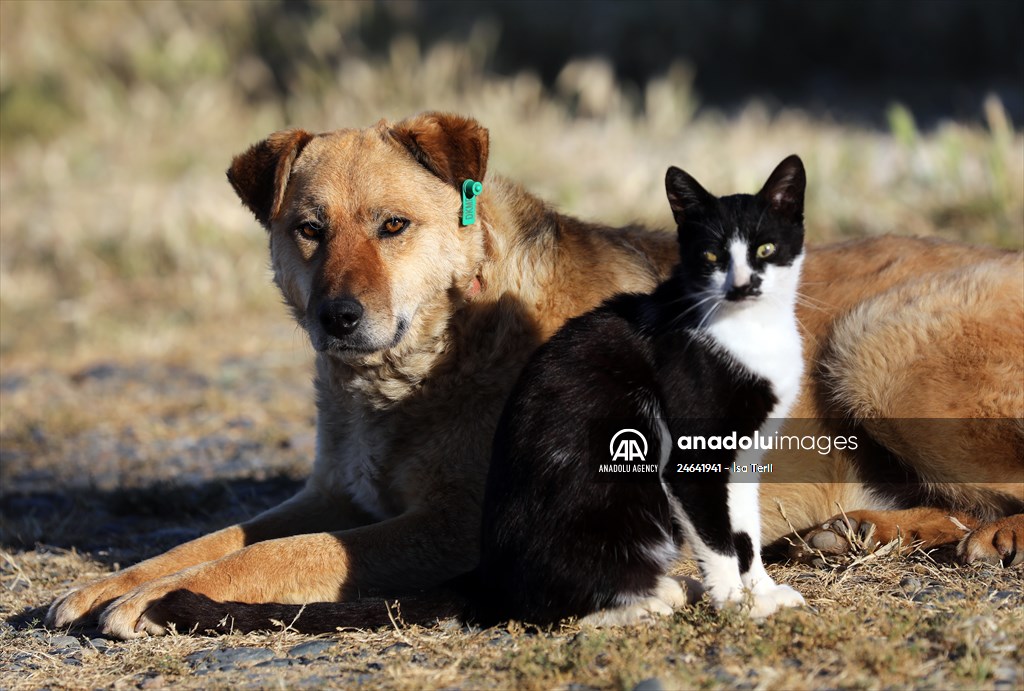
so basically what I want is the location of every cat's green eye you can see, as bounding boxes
[703,251,718,263]
[756,243,776,259]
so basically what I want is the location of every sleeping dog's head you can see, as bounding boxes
[228,112,489,362]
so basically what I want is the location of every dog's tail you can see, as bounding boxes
[153,586,469,635]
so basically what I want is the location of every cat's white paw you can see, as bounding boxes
[580,594,673,627]
[655,575,705,608]
[747,583,805,619]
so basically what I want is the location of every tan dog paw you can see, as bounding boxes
[97,572,200,639]
[958,514,1023,567]
[46,571,144,629]
[790,513,877,560]
[787,508,978,562]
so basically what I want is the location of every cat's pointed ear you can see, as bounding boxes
[758,154,805,224]
[665,166,714,226]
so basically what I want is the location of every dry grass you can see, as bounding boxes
[2,2,1023,689]
[2,545,1022,690]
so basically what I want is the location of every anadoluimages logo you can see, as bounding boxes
[609,428,648,462]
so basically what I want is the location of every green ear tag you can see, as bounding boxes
[461,179,483,226]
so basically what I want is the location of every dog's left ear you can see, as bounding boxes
[387,112,489,188]
[227,129,314,228]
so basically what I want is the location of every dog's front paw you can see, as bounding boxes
[787,512,885,562]
[98,574,194,639]
[808,515,876,552]
[747,584,805,619]
[958,514,1024,567]
[46,571,143,629]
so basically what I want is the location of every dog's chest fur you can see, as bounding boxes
[328,412,394,521]
[309,320,524,521]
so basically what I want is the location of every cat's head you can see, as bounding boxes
[665,155,806,315]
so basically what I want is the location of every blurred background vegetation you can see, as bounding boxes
[1,0,1022,366]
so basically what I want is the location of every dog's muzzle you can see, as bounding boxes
[318,297,365,338]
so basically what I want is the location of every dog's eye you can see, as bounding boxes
[756,242,776,259]
[380,217,409,236]
[296,222,322,242]
[703,251,718,263]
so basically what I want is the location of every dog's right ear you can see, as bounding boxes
[386,112,489,189]
[227,129,314,228]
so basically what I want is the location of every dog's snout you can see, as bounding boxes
[319,297,365,337]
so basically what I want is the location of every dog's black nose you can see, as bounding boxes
[319,298,364,337]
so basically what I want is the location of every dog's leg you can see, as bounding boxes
[46,487,361,629]
[958,513,1024,566]
[786,507,980,561]
[96,507,475,639]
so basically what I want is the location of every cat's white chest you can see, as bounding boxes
[707,302,803,415]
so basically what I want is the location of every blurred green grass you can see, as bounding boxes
[1,1,1021,365]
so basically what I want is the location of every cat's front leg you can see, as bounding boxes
[667,482,749,607]
[728,479,804,618]
[670,480,804,618]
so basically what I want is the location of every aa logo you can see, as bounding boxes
[609,429,648,462]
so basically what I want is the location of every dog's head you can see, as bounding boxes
[228,112,489,361]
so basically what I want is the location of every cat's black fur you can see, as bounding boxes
[471,156,807,626]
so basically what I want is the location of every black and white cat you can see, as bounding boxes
[474,155,808,626]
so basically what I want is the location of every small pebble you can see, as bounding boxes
[712,668,739,685]
[49,635,81,649]
[899,575,922,591]
[633,678,666,691]
[381,642,412,655]
[256,658,295,669]
[287,640,337,658]
[994,664,1019,682]
[185,647,276,669]
[911,587,966,604]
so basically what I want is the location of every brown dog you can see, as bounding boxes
[759,238,1023,561]
[45,113,1023,639]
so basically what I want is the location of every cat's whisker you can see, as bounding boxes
[670,292,721,328]
[695,299,722,333]
[662,287,719,314]
[794,296,826,313]
[795,290,831,310]
[793,313,820,348]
